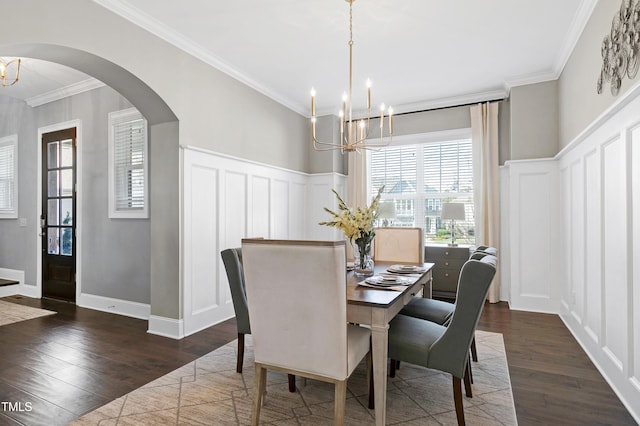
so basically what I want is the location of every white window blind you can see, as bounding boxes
[108,109,148,219]
[369,136,474,244]
[0,135,17,219]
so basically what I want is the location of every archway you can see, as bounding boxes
[1,43,180,335]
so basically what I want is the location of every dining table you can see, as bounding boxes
[347,261,435,426]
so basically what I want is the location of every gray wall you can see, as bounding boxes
[559,0,637,149]
[0,87,153,304]
[0,99,37,284]
[509,80,559,160]
[1,0,311,320]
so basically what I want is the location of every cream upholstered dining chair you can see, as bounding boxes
[372,227,424,263]
[241,239,371,426]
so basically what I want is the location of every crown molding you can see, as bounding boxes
[552,0,599,77]
[92,0,307,116]
[26,78,106,107]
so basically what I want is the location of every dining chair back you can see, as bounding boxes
[220,248,251,373]
[241,238,371,426]
[427,255,497,377]
[373,227,424,263]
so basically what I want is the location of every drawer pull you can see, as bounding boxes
[445,261,449,266]
[444,273,449,277]
[445,251,449,256]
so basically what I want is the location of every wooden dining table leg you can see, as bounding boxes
[370,316,389,426]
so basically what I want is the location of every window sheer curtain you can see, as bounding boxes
[471,102,500,303]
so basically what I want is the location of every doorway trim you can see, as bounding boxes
[35,119,82,301]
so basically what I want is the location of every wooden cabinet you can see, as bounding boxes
[425,245,470,299]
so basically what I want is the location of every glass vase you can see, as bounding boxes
[353,238,374,277]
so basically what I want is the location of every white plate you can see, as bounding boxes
[365,275,412,286]
[387,265,425,274]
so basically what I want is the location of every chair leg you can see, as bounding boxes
[237,333,245,373]
[389,358,397,378]
[468,353,474,384]
[251,364,267,426]
[288,374,296,392]
[452,376,466,426]
[463,362,472,398]
[334,380,347,426]
[471,336,478,362]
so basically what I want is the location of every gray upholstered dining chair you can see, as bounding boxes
[387,254,497,426]
[398,247,497,363]
[220,247,297,391]
[241,239,371,426]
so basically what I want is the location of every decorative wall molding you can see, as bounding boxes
[501,158,561,313]
[180,146,346,337]
[556,85,640,423]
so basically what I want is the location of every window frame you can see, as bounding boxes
[0,134,18,219]
[367,128,474,244]
[108,108,149,219]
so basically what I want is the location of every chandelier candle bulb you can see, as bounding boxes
[367,79,371,110]
[388,107,393,134]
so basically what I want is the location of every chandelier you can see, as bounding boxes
[0,58,21,87]
[310,0,393,152]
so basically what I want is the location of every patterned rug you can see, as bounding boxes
[70,330,516,425]
[0,298,56,326]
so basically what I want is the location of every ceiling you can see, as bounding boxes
[2,0,596,116]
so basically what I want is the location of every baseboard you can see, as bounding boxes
[0,268,25,298]
[148,315,184,340]
[0,285,19,298]
[77,293,150,320]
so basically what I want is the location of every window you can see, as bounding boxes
[369,132,474,244]
[0,134,18,219]
[108,108,148,219]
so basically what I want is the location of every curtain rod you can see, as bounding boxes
[393,97,506,117]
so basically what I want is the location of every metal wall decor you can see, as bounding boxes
[597,0,640,96]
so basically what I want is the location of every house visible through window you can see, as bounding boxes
[108,108,148,219]
[369,132,474,244]
[0,134,18,219]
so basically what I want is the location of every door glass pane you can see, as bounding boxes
[61,228,73,256]
[47,141,59,169]
[47,228,59,255]
[60,139,73,167]
[48,171,59,197]
[47,199,59,225]
[60,169,73,196]
[61,199,73,226]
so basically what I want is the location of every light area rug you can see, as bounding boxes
[0,298,56,326]
[70,330,517,425]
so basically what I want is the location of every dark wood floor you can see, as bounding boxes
[0,296,636,426]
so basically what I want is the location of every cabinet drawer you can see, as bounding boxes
[433,258,466,271]
[425,246,470,260]
[432,268,460,293]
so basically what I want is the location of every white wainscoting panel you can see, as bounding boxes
[503,159,560,313]
[181,146,346,337]
[556,85,640,422]
[632,124,640,392]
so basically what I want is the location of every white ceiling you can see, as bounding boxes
[2,0,596,115]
